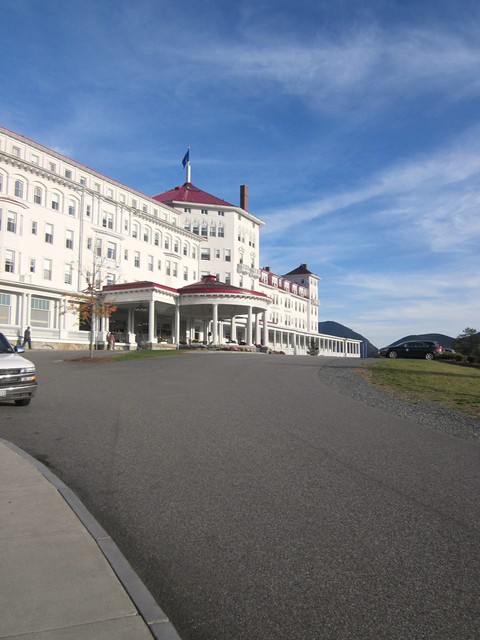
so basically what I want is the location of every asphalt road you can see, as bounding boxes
[1,350,479,639]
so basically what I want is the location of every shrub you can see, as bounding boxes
[467,355,477,364]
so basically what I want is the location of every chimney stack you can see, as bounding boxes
[240,185,249,211]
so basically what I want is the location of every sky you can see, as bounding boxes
[1,0,480,347]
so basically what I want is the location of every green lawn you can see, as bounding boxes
[364,359,480,419]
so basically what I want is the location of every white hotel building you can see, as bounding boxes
[0,126,360,357]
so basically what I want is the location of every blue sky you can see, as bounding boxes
[2,0,480,347]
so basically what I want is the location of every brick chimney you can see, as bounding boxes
[240,185,249,211]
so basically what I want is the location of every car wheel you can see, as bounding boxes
[389,351,398,359]
[425,353,434,360]
[14,399,31,406]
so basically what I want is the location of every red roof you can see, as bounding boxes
[283,264,314,276]
[153,182,233,207]
[178,275,268,298]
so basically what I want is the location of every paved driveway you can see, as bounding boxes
[1,351,479,639]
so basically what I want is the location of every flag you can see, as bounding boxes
[182,149,190,168]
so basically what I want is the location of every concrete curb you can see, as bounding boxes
[0,437,182,640]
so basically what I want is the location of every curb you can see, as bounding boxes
[0,437,182,640]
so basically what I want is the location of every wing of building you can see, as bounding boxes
[0,126,360,357]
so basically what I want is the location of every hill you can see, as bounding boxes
[391,333,455,349]
[318,321,377,357]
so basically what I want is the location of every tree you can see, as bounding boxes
[453,328,480,358]
[64,257,117,358]
[307,337,319,356]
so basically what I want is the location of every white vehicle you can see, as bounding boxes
[0,333,37,406]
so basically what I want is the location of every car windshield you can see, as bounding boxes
[0,334,14,354]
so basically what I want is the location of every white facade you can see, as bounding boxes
[0,126,360,357]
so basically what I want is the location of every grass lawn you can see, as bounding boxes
[364,359,480,419]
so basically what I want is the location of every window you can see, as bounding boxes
[192,220,199,235]
[166,260,171,275]
[51,194,60,210]
[157,259,161,270]
[31,154,39,165]
[103,213,113,229]
[183,266,188,280]
[43,258,52,280]
[30,258,35,273]
[184,220,191,231]
[215,249,221,259]
[184,207,191,213]
[154,232,159,246]
[173,262,178,277]
[7,211,16,233]
[5,250,14,273]
[45,223,54,244]
[134,251,140,268]
[192,246,197,259]
[64,264,73,284]
[66,230,74,249]
[225,272,231,285]
[65,169,73,179]
[201,247,211,261]
[143,204,148,213]
[96,239,102,257]
[80,177,86,186]
[201,209,208,215]
[0,293,11,323]
[87,237,92,250]
[201,222,208,237]
[34,186,42,204]
[132,223,138,239]
[49,162,56,173]
[31,297,50,327]
[218,211,224,216]
[143,228,150,243]
[68,200,76,216]
[174,240,180,253]
[210,224,216,237]
[224,249,231,262]
[183,243,188,257]
[132,198,137,208]
[12,146,20,157]
[0,173,3,192]
[106,273,115,286]
[107,188,113,199]
[86,205,91,217]
[124,249,128,260]
[124,219,129,231]
[164,236,170,250]
[148,255,154,271]
[14,180,24,198]
[107,241,116,260]
[218,224,225,238]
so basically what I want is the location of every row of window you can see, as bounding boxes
[0,173,174,225]
[0,292,50,327]
[3,143,160,212]
[183,219,226,238]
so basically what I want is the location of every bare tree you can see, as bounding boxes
[65,256,117,358]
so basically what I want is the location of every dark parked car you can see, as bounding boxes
[378,340,443,360]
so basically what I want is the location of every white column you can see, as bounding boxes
[230,316,236,342]
[247,306,253,345]
[175,304,180,346]
[212,303,218,344]
[262,311,267,346]
[255,314,260,345]
[148,300,155,344]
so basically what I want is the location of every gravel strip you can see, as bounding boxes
[317,357,480,444]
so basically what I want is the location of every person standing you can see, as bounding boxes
[108,331,115,350]
[23,326,32,349]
